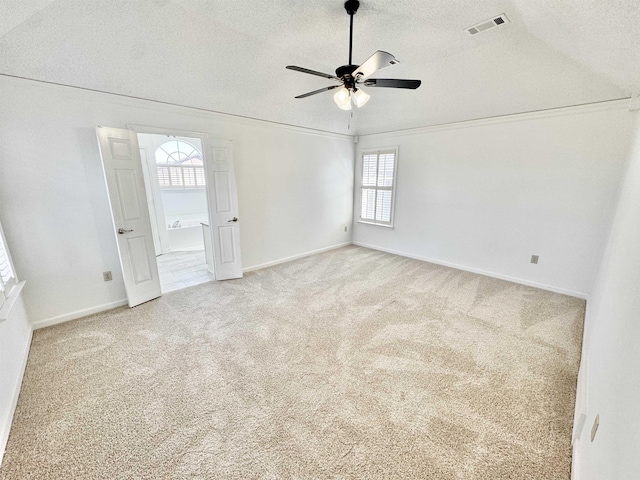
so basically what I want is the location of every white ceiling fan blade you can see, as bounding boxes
[352,50,399,80]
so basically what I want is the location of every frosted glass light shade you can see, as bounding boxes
[333,87,352,110]
[353,88,370,107]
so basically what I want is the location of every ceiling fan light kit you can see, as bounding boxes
[334,87,352,110]
[286,0,421,110]
[353,88,370,107]
[333,86,370,110]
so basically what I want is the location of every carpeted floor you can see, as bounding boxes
[0,246,584,479]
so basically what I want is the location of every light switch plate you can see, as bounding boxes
[530,255,539,264]
[103,271,113,282]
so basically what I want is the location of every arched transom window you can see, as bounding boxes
[155,140,206,189]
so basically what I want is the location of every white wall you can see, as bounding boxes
[572,112,640,479]
[160,190,208,226]
[0,76,354,326]
[0,289,31,465]
[353,102,636,297]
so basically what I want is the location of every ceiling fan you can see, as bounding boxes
[286,0,421,110]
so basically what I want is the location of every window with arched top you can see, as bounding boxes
[155,140,206,189]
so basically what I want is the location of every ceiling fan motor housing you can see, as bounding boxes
[336,64,359,88]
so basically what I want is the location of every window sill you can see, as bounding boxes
[0,281,26,322]
[357,220,394,229]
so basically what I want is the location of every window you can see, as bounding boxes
[360,148,398,226]
[155,140,206,189]
[0,220,18,308]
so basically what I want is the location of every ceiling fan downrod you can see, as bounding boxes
[345,0,360,66]
[335,0,361,90]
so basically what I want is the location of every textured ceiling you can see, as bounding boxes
[1,0,638,134]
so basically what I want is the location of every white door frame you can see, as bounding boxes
[126,124,243,279]
[137,133,201,256]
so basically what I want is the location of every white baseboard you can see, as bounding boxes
[243,242,353,273]
[571,443,581,480]
[0,328,32,467]
[353,242,588,299]
[32,299,128,331]
[32,243,353,328]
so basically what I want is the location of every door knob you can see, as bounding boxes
[227,217,238,223]
[118,228,134,234]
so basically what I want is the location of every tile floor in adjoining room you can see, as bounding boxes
[157,249,214,293]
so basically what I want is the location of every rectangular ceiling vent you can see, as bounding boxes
[466,14,509,35]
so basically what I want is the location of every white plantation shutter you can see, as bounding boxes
[377,153,395,187]
[362,154,378,186]
[195,167,206,186]
[0,222,17,306]
[361,189,376,219]
[169,167,183,187]
[360,148,398,226]
[157,165,206,189]
[155,140,206,190]
[157,167,170,187]
[375,190,392,222]
[183,167,196,187]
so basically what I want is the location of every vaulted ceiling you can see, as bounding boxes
[1,0,639,134]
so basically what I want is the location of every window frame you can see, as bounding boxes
[155,140,206,190]
[0,219,18,311]
[358,146,399,228]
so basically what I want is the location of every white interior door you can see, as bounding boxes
[207,140,243,280]
[138,145,162,256]
[136,133,171,255]
[96,126,162,307]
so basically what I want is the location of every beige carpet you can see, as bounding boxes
[0,246,584,479]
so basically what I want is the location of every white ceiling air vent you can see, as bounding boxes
[466,14,509,35]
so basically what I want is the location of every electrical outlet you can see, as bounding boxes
[103,271,113,282]
[530,255,539,264]
[591,414,599,442]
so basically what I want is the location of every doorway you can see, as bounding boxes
[137,133,214,293]
[97,126,243,307]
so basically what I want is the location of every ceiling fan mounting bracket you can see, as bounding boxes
[344,0,360,15]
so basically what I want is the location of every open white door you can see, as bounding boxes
[207,140,243,280]
[96,127,162,307]
[138,146,163,256]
